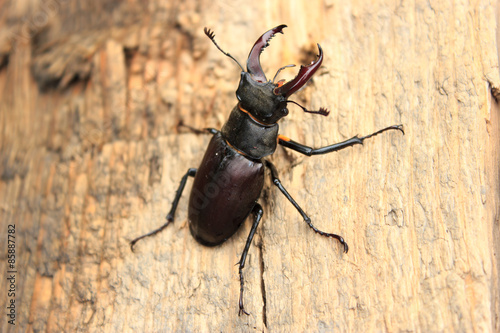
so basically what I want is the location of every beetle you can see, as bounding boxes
[131,25,404,315]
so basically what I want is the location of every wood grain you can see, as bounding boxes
[0,0,499,331]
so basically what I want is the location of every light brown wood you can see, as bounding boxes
[1,0,499,331]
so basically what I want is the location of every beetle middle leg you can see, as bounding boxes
[130,168,197,251]
[265,160,349,253]
[237,203,264,316]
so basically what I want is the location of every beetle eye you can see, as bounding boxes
[282,108,289,116]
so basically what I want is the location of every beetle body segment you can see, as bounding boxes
[235,72,288,124]
[221,105,279,159]
[188,132,265,246]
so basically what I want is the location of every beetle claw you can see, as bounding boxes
[239,308,250,316]
[396,124,405,135]
[336,236,349,253]
[342,241,349,253]
[238,298,250,316]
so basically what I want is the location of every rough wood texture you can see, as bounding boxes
[1,0,499,331]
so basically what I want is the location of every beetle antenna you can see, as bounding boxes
[204,27,245,71]
[287,100,330,116]
[272,64,296,83]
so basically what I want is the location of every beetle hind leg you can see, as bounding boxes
[237,203,264,316]
[130,168,197,251]
[265,161,348,253]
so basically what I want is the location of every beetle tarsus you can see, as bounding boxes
[304,217,349,253]
[237,203,264,316]
[130,218,173,252]
[265,161,349,253]
[239,298,250,316]
[130,168,197,251]
[359,124,405,140]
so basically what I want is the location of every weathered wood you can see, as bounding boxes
[1,0,499,331]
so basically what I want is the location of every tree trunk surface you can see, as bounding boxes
[1,0,499,332]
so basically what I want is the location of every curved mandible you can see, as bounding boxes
[274,44,323,98]
[246,25,287,82]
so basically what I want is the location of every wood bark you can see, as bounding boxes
[0,0,499,331]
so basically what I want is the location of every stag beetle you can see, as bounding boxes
[131,25,404,315]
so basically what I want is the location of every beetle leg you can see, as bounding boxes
[205,128,219,135]
[130,168,197,251]
[177,120,219,135]
[265,161,349,253]
[237,203,264,316]
[278,124,404,156]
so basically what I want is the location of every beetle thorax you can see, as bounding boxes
[221,104,279,160]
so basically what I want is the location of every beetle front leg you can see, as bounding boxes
[177,120,219,135]
[130,168,197,251]
[265,161,348,253]
[237,203,264,316]
[278,124,404,156]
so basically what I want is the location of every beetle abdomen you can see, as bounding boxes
[188,133,265,246]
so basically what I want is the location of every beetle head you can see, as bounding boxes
[236,25,324,124]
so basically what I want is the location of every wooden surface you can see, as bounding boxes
[1,0,499,331]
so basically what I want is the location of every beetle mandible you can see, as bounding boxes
[131,25,404,315]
